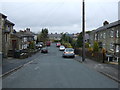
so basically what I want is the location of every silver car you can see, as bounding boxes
[62,48,75,58]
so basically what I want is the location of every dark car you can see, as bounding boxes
[41,47,48,53]
[63,48,75,58]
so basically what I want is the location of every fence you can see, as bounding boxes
[74,48,105,63]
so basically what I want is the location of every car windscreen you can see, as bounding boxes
[60,46,64,48]
[65,49,74,52]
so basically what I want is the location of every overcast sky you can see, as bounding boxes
[0,0,119,34]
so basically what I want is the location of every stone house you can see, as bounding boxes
[48,33,62,41]
[10,29,35,52]
[0,13,15,57]
[89,20,120,56]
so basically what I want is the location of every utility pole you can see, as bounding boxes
[82,0,85,62]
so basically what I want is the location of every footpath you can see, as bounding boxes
[1,51,41,77]
[74,56,119,83]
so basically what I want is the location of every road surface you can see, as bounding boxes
[2,43,118,88]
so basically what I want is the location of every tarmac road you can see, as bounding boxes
[2,43,118,88]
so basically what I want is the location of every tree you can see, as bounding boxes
[60,33,74,48]
[76,32,83,47]
[37,28,49,43]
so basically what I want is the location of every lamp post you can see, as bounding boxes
[82,0,85,62]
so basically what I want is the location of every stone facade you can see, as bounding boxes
[89,20,120,55]
[0,13,15,57]
[48,33,62,41]
[10,29,35,51]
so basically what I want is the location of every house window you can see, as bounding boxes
[116,45,119,53]
[23,37,27,42]
[8,25,11,31]
[100,33,103,39]
[5,34,7,42]
[110,30,114,38]
[116,30,119,38]
[95,34,97,40]
[97,34,99,40]
[103,33,106,39]
[110,43,114,51]
[103,43,105,48]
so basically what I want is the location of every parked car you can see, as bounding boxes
[36,44,42,49]
[59,45,65,51]
[63,48,75,58]
[56,42,61,47]
[41,47,48,53]
[46,41,51,46]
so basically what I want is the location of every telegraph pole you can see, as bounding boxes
[82,0,85,62]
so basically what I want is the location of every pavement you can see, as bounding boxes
[2,51,41,76]
[74,56,119,83]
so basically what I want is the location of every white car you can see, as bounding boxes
[59,45,65,51]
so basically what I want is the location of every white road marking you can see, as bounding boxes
[34,66,39,70]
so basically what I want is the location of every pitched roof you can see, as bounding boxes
[5,20,15,26]
[13,31,34,38]
[94,20,120,33]
[0,13,7,18]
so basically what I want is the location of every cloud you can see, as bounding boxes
[1,0,118,33]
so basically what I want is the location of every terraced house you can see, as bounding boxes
[0,13,15,58]
[89,20,120,59]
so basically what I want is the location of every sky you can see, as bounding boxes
[0,0,119,34]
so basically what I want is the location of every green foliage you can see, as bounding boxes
[93,41,99,52]
[85,42,90,48]
[60,33,75,48]
[37,28,49,43]
[54,40,60,42]
[62,42,72,48]
[76,32,83,47]
[71,39,77,48]
[29,41,35,49]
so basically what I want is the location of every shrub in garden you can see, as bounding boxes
[85,42,90,48]
[93,41,99,52]
[29,41,35,49]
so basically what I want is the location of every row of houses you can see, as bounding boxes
[0,13,37,58]
[88,20,120,57]
[48,33,79,41]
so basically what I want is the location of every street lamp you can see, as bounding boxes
[82,0,85,62]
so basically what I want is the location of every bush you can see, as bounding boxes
[93,41,99,52]
[29,41,35,49]
[62,42,72,48]
[85,43,90,48]
[88,47,93,52]
[54,40,60,42]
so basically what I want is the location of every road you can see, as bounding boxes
[2,43,118,88]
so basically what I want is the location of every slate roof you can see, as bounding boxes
[94,20,120,33]
[5,20,15,26]
[0,13,7,18]
[48,34,62,38]
[13,31,34,38]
